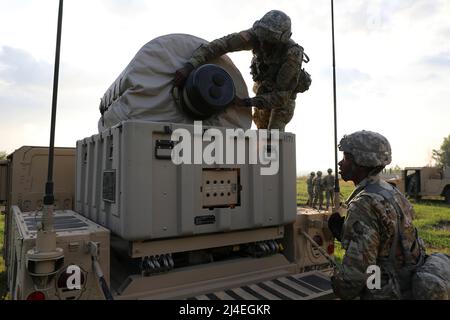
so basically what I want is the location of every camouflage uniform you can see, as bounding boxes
[324,169,335,209]
[332,131,426,300]
[312,171,324,210]
[332,174,425,299]
[306,172,315,206]
[187,11,305,131]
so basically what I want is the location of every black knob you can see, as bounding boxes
[209,86,222,99]
[212,74,226,86]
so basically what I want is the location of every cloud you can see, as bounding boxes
[422,52,450,68]
[337,67,371,85]
[101,0,149,16]
[337,0,403,33]
[0,46,54,126]
[320,67,371,86]
[408,0,440,19]
[0,46,52,86]
[441,27,450,38]
[337,0,441,34]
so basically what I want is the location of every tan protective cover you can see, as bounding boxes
[98,34,251,132]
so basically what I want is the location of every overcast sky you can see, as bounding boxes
[1,0,449,174]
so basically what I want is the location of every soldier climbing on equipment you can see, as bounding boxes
[173,10,311,131]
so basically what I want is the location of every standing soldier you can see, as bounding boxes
[313,171,324,210]
[173,10,311,131]
[324,168,335,210]
[306,171,315,206]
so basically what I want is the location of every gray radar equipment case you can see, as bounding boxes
[76,120,297,241]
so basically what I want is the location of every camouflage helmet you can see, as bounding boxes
[338,130,392,167]
[252,10,292,43]
[327,168,332,173]
[317,171,322,176]
[310,171,315,176]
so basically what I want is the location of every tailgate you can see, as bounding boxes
[188,271,335,300]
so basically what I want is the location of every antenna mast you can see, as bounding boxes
[331,0,341,207]
[44,0,63,209]
[26,0,65,290]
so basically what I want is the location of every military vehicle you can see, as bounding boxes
[386,166,450,203]
[0,26,336,299]
[0,142,335,300]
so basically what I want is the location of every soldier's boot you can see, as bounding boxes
[252,108,271,129]
[267,105,295,132]
[319,196,324,211]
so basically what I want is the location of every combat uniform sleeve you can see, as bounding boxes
[250,46,303,109]
[331,196,381,300]
[188,30,255,68]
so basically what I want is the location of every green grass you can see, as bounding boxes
[411,201,450,254]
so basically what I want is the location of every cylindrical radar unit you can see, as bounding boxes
[181,64,236,119]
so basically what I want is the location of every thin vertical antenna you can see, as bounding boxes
[44,0,63,208]
[331,0,340,196]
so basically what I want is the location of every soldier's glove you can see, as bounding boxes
[173,63,195,87]
[328,212,345,242]
[234,96,252,107]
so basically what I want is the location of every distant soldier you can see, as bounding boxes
[324,168,335,210]
[313,171,324,210]
[306,171,315,206]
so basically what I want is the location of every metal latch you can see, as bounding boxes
[155,140,175,160]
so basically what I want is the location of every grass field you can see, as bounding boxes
[0,179,448,299]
